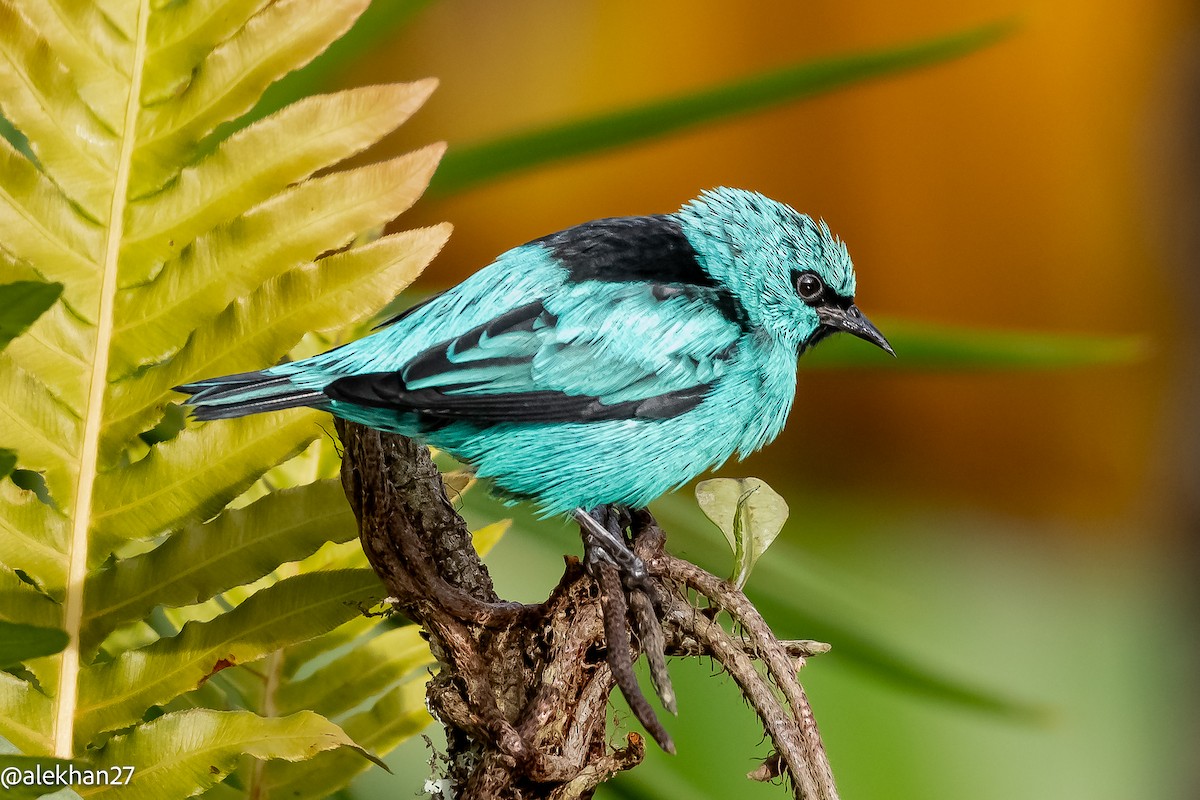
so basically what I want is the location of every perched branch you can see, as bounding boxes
[337,421,839,799]
[633,517,839,800]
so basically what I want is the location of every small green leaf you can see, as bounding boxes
[696,478,789,590]
[0,448,15,480]
[0,621,68,668]
[0,282,62,352]
[0,115,35,163]
[430,20,1015,196]
[801,319,1146,371]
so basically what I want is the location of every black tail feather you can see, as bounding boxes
[174,369,274,396]
[188,390,327,420]
[175,370,326,421]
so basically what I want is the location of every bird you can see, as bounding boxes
[179,187,893,752]
[177,187,893,518]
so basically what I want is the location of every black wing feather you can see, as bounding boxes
[324,372,709,423]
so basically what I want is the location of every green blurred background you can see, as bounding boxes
[288,1,1199,797]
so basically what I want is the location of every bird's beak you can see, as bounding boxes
[815,304,895,356]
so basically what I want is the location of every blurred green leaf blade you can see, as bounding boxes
[802,318,1146,370]
[431,19,1015,196]
[0,282,62,352]
[0,621,68,668]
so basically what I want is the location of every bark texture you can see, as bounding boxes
[337,420,838,799]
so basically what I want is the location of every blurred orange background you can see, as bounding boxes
[328,2,1199,798]
[339,0,1199,533]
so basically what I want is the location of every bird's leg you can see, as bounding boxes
[574,505,677,752]
[573,506,646,583]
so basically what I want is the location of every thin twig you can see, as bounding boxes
[660,553,837,797]
[664,632,831,659]
[658,594,822,799]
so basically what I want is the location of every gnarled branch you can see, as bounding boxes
[336,421,839,799]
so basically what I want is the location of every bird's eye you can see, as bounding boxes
[795,271,825,303]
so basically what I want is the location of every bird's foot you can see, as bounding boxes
[574,505,677,754]
[575,505,647,584]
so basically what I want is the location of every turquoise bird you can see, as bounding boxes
[181,187,893,750]
[178,187,893,518]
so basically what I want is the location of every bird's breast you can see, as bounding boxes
[691,342,798,460]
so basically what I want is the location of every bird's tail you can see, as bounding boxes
[175,369,327,421]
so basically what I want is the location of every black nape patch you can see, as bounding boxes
[534,215,710,286]
[534,215,750,330]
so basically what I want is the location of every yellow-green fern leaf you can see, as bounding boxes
[0,2,447,778]
[81,708,378,800]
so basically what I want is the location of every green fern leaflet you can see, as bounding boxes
[0,1,450,797]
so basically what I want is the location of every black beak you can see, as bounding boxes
[814,304,895,356]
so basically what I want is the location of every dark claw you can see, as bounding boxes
[630,588,676,714]
[574,507,646,581]
[595,562,675,754]
[576,504,677,751]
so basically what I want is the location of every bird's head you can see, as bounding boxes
[678,187,893,357]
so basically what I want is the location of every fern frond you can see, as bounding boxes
[0,564,59,628]
[88,708,375,800]
[0,355,78,501]
[91,414,324,561]
[276,625,431,718]
[121,80,436,269]
[281,616,378,679]
[0,1,446,779]
[0,679,51,757]
[129,0,373,199]
[77,569,381,740]
[0,0,116,213]
[0,485,66,596]
[103,222,449,451]
[2,304,92,410]
[0,137,99,286]
[83,480,358,654]
[260,679,430,800]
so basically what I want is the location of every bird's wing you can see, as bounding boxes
[323,282,743,424]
